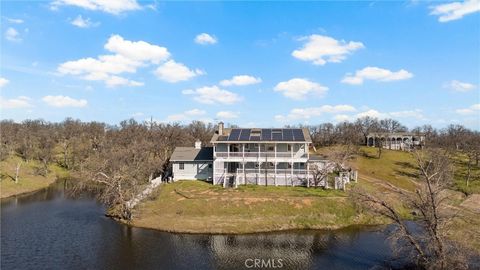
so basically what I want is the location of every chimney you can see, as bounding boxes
[218,122,224,136]
[195,139,202,149]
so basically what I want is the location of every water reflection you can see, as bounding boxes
[2,183,409,270]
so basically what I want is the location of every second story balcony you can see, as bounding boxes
[213,142,309,160]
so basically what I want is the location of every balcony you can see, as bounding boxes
[214,152,306,159]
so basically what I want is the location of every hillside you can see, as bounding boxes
[0,156,69,199]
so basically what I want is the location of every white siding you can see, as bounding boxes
[173,161,213,181]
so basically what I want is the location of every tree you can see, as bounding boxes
[379,118,407,133]
[352,149,468,269]
[309,161,334,188]
[355,116,380,145]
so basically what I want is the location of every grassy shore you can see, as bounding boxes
[132,146,480,255]
[0,156,68,199]
[131,181,385,234]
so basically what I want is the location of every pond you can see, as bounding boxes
[1,182,412,270]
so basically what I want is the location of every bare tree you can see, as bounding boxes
[380,118,407,133]
[355,116,380,145]
[309,161,334,188]
[351,149,468,269]
[14,162,21,184]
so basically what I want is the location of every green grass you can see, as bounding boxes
[350,147,418,191]
[132,180,383,234]
[0,156,69,198]
[451,154,480,195]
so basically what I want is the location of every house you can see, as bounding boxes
[170,140,213,181]
[366,132,426,151]
[211,122,341,188]
[170,122,357,189]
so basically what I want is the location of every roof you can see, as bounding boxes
[170,147,213,162]
[211,128,312,143]
[367,132,425,137]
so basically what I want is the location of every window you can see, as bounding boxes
[179,163,184,170]
[208,164,212,169]
[268,145,274,151]
[287,144,292,151]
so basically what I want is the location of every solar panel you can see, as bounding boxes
[261,129,271,141]
[228,129,241,141]
[239,129,251,141]
[218,135,228,141]
[271,131,283,141]
[292,129,305,141]
[283,129,294,141]
[250,136,260,141]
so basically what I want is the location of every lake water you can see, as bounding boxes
[1,182,412,270]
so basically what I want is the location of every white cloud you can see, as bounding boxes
[333,114,351,123]
[5,27,21,42]
[389,109,425,120]
[166,109,207,122]
[220,75,262,86]
[104,35,170,64]
[456,104,480,115]
[430,0,480,22]
[70,15,99,28]
[355,109,425,120]
[0,77,9,88]
[0,96,32,109]
[355,109,385,119]
[51,0,141,15]
[42,95,88,107]
[292,34,364,65]
[58,34,170,87]
[216,111,239,119]
[274,78,328,100]
[194,33,217,45]
[444,80,476,92]
[182,86,242,105]
[154,60,204,83]
[275,105,356,122]
[341,66,413,85]
[4,17,24,24]
[131,112,144,117]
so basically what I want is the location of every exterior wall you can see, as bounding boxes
[173,161,213,181]
[212,142,313,187]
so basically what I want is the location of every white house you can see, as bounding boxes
[170,123,356,188]
[366,132,426,151]
[170,140,213,181]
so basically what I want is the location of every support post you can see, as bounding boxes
[274,144,277,186]
[307,163,310,188]
[291,162,294,187]
[223,168,227,188]
[274,162,277,186]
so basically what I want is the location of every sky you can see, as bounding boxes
[1,0,479,129]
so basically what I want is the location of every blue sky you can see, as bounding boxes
[1,0,479,129]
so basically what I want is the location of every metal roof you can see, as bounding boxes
[170,147,213,162]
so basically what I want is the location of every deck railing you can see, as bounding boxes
[214,152,305,159]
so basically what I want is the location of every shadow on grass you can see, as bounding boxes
[393,161,419,179]
[359,150,379,159]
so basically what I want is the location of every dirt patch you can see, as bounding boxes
[460,194,480,214]
[302,199,312,206]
